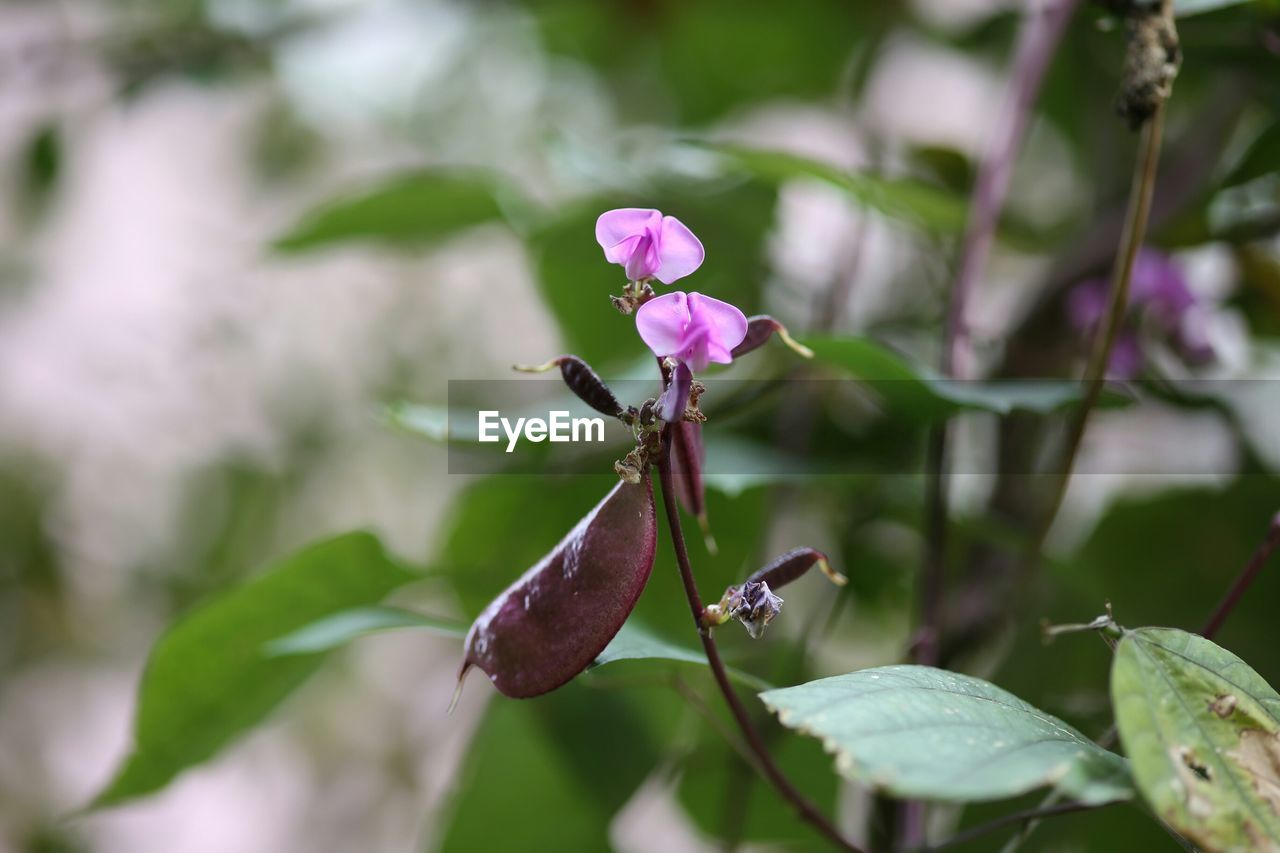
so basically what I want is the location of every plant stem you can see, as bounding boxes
[945,0,1082,381]
[1027,97,1167,570]
[916,0,1083,671]
[921,799,1113,851]
[655,426,863,853]
[907,4,1081,843]
[1201,511,1280,640]
[915,428,949,668]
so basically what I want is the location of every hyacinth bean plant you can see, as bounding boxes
[83,2,1280,851]
[458,206,846,708]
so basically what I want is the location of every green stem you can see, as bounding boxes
[919,799,1112,851]
[1026,98,1167,576]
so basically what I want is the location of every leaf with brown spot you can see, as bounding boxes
[1232,730,1280,816]
[1111,627,1280,851]
[1210,694,1239,719]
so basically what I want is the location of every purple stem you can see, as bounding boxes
[655,426,863,853]
[1201,512,1280,641]
[908,4,1081,847]
[945,0,1083,380]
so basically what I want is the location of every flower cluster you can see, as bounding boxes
[461,206,836,706]
[596,207,748,371]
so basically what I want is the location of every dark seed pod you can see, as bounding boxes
[746,547,846,589]
[705,547,846,638]
[730,316,814,360]
[557,356,624,418]
[457,476,657,700]
[670,421,711,549]
[514,355,624,418]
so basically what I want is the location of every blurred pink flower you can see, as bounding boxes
[1067,248,1214,378]
[636,291,747,372]
[595,208,704,284]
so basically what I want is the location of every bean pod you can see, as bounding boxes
[730,315,814,360]
[515,355,624,419]
[458,476,657,699]
[670,421,706,523]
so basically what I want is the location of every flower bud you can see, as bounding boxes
[746,547,846,589]
[730,315,814,360]
[514,355,624,418]
[656,361,693,423]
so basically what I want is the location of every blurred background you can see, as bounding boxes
[2,0,1279,850]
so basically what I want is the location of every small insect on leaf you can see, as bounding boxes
[457,476,658,700]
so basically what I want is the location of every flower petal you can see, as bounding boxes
[636,292,690,359]
[624,232,661,281]
[676,322,713,372]
[596,208,661,255]
[687,292,748,353]
[603,233,641,266]
[654,216,705,284]
[657,360,693,422]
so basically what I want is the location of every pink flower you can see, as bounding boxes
[636,292,748,372]
[1067,248,1215,377]
[595,208,704,284]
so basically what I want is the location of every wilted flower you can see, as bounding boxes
[636,291,748,372]
[595,208,705,284]
[723,581,784,640]
[1067,248,1214,378]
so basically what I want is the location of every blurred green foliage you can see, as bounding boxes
[5,0,1280,850]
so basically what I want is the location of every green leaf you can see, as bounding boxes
[706,143,968,234]
[383,402,454,443]
[530,0,880,125]
[761,665,1134,804]
[589,621,774,692]
[678,721,839,846]
[91,532,417,808]
[1111,627,1280,850]
[804,336,1087,420]
[1175,0,1258,16]
[437,682,681,852]
[264,605,465,656]
[272,170,522,252]
[1222,122,1280,188]
[436,697,614,852]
